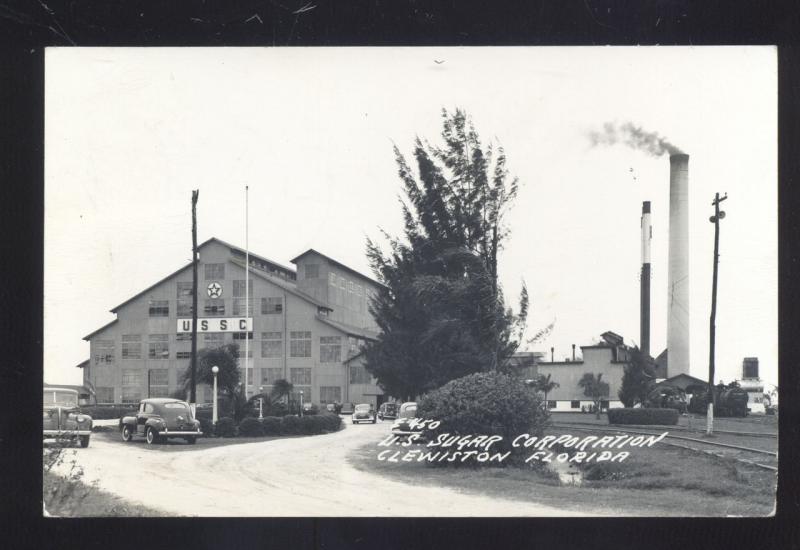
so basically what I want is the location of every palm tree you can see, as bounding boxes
[536,373,560,411]
[578,372,610,419]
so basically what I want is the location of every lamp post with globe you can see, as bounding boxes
[258,386,264,419]
[212,365,219,425]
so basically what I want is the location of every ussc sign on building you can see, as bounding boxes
[80,238,385,408]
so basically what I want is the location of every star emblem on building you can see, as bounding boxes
[207,282,223,298]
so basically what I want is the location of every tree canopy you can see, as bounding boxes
[618,346,656,407]
[363,108,530,400]
[179,343,241,397]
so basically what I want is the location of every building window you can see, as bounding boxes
[261,297,283,314]
[261,332,283,358]
[305,264,319,279]
[232,298,253,316]
[547,400,557,409]
[177,282,193,298]
[570,400,581,409]
[121,388,142,403]
[233,332,253,340]
[290,331,312,358]
[328,272,336,286]
[349,365,372,384]
[242,368,254,386]
[290,367,311,385]
[122,369,142,386]
[319,386,341,404]
[93,340,115,365]
[347,336,363,358]
[148,334,169,359]
[176,333,192,341]
[95,387,114,404]
[176,351,192,359]
[204,298,225,316]
[236,347,253,358]
[148,369,169,397]
[260,367,283,386]
[121,334,141,360]
[148,300,169,317]
[177,299,193,316]
[320,336,342,363]
[204,263,225,280]
[204,333,225,348]
[232,279,254,297]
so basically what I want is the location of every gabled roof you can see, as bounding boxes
[109,237,296,314]
[211,237,296,276]
[230,257,331,310]
[75,359,90,369]
[290,248,386,289]
[315,315,380,341]
[83,319,118,341]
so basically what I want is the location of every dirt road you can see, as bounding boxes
[50,420,585,517]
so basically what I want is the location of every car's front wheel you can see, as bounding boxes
[145,426,159,445]
[185,436,197,444]
[121,424,133,442]
[79,435,90,448]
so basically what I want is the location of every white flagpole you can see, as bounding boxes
[245,185,250,397]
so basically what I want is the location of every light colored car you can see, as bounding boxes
[43,387,93,447]
[391,402,420,438]
[352,403,377,424]
[120,398,202,445]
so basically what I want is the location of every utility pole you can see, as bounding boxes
[707,192,727,435]
[190,190,199,405]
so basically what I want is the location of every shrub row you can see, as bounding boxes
[607,407,679,426]
[81,405,137,420]
[207,413,343,438]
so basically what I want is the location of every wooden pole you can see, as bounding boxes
[190,190,199,404]
[707,192,727,434]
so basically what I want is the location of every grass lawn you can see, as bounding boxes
[43,470,170,517]
[348,426,776,517]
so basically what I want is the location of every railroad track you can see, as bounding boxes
[551,422,778,472]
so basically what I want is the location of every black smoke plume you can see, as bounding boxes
[588,122,684,156]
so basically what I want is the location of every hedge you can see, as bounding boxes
[238,417,265,437]
[416,371,547,466]
[81,405,137,420]
[607,408,679,426]
[215,417,237,437]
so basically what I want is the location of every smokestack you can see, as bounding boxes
[550,347,554,363]
[640,201,652,356]
[668,154,690,376]
[572,344,576,361]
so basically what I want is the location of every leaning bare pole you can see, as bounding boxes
[190,190,199,404]
[707,192,727,434]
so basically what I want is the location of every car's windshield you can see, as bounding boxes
[44,390,78,407]
[355,404,371,411]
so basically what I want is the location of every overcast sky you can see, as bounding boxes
[44,46,777,391]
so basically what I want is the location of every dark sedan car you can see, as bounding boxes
[352,403,377,424]
[377,402,399,421]
[120,398,202,445]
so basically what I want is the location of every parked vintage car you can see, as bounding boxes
[391,402,421,439]
[43,387,93,447]
[119,398,202,445]
[377,402,399,421]
[352,403,377,424]
[340,402,355,415]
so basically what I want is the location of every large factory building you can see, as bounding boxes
[79,238,385,408]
